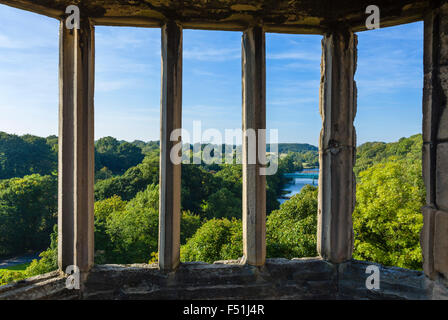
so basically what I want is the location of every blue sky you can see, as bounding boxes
[0,4,423,146]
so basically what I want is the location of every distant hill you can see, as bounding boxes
[0,132,147,180]
[268,143,318,154]
[160,142,319,155]
[355,134,422,175]
[0,131,320,180]
[129,140,159,154]
[0,131,57,180]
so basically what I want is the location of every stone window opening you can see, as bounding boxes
[265,32,321,260]
[0,0,447,300]
[352,22,424,271]
[92,25,161,266]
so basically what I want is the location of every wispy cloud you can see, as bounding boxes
[184,47,240,61]
[0,33,27,49]
[267,51,320,61]
[96,28,159,50]
[95,80,130,92]
[269,97,317,107]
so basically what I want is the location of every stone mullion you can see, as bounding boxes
[158,22,182,272]
[242,26,266,266]
[422,3,448,280]
[58,19,95,273]
[317,30,357,264]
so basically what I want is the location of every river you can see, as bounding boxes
[278,168,319,204]
[0,253,39,269]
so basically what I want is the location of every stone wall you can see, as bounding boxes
[2,258,447,300]
[0,0,432,33]
[421,2,448,282]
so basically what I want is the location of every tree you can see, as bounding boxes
[95,167,114,181]
[95,136,120,153]
[201,188,241,219]
[0,132,57,179]
[266,185,318,259]
[100,184,202,264]
[180,218,242,263]
[94,153,159,201]
[116,142,145,173]
[355,134,422,175]
[181,164,219,214]
[25,225,58,277]
[353,158,424,270]
[0,174,57,257]
[279,151,303,173]
[105,184,159,263]
[94,195,127,263]
[95,137,144,175]
[180,210,203,244]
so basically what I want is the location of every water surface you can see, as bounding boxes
[278,168,319,204]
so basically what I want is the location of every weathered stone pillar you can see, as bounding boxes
[58,20,95,273]
[159,22,182,272]
[241,26,266,266]
[317,30,357,264]
[421,3,448,280]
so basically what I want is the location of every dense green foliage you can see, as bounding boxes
[0,130,426,287]
[180,135,425,269]
[181,218,243,263]
[355,134,422,175]
[180,185,319,263]
[0,226,58,286]
[94,155,159,201]
[25,225,58,277]
[352,134,424,269]
[266,185,318,259]
[0,137,307,262]
[130,140,160,155]
[353,158,424,269]
[95,137,145,175]
[93,184,202,264]
[0,269,27,286]
[0,174,57,257]
[0,132,148,181]
[279,151,319,170]
[269,143,318,154]
[0,132,57,179]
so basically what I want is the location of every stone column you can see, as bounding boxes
[421,3,448,280]
[159,22,182,272]
[317,30,357,264]
[58,20,95,273]
[241,26,266,266]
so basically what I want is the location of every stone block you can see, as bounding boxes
[422,73,435,143]
[439,3,448,67]
[434,210,448,278]
[422,143,435,206]
[421,206,436,278]
[436,143,448,211]
[318,147,355,263]
[437,108,448,141]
